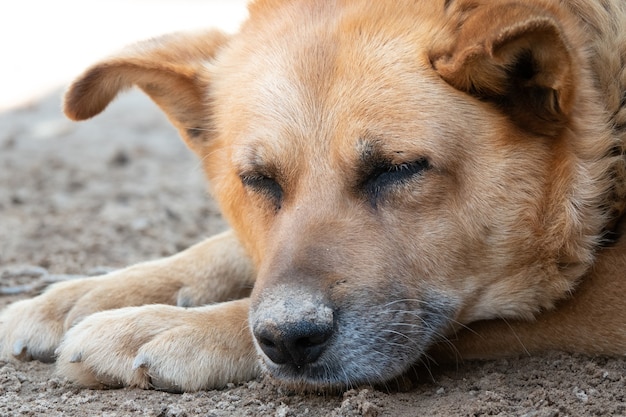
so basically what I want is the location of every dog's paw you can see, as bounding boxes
[0,298,63,362]
[0,267,189,364]
[0,277,104,362]
[55,300,259,392]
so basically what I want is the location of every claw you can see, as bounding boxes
[132,354,182,392]
[176,295,194,308]
[13,341,56,363]
[12,340,30,360]
[69,351,83,363]
[132,353,149,370]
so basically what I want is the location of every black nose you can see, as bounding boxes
[254,321,334,366]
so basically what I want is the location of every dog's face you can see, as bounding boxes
[204,0,615,387]
[65,0,616,388]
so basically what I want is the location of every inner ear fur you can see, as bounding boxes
[64,30,229,153]
[431,2,576,137]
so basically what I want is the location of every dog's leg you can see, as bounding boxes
[55,298,258,391]
[432,245,626,361]
[0,229,255,363]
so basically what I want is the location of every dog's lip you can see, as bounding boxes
[260,354,347,387]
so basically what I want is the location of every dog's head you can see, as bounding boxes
[65,0,620,388]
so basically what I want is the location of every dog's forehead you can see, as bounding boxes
[214,0,466,166]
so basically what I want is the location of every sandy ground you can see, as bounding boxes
[1,3,626,417]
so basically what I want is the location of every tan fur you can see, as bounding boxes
[1,0,625,391]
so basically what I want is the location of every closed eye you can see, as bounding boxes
[362,158,430,206]
[240,174,284,209]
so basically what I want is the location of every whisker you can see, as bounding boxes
[501,317,530,356]
[382,298,433,308]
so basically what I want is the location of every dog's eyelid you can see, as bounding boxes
[359,158,431,206]
[240,172,273,182]
[239,172,284,209]
[239,172,279,188]
[364,158,431,181]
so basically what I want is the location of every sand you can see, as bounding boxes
[1,89,625,417]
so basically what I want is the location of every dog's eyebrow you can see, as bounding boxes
[232,145,281,179]
[354,138,394,184]
[356,137,392,168]
[355,136,420,179]
[356,137,379,164]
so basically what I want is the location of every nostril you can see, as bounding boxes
[296,336,317,349]
[304,331,331,346]
[254,322,334,367]
[293,330,331,351]
[288,328,333,365]
[258,336,276,348]
[255,330,289,365]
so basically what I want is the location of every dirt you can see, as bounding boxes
[1,89,625,417]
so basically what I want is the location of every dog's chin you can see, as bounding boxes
[259,361,356,393]
[259,349,421,393]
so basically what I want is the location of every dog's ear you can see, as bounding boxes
[64,30,229,153]
[431,2,576,137]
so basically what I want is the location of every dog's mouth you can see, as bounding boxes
[250,285,457,389]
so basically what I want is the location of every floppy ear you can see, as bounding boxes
[431,2,576,137]
[64,30,229,154]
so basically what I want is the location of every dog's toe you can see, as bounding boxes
[131,352,149,370]
[11,340,28,359]
[131,352,178,391]
[0,299,63,363]
[9,339,56,363]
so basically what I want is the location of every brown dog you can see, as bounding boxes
[1,0,626,392]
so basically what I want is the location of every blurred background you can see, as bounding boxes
[1,0,248,111]
[0,1,249,273]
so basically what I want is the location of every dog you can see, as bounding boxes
[1,0,626,392]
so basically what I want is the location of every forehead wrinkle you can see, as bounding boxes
[246,34,341,160]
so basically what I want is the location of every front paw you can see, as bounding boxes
[0,298,63,362]
[0,268,186,364]
[56,300,260,392]
[0,277,102,362]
